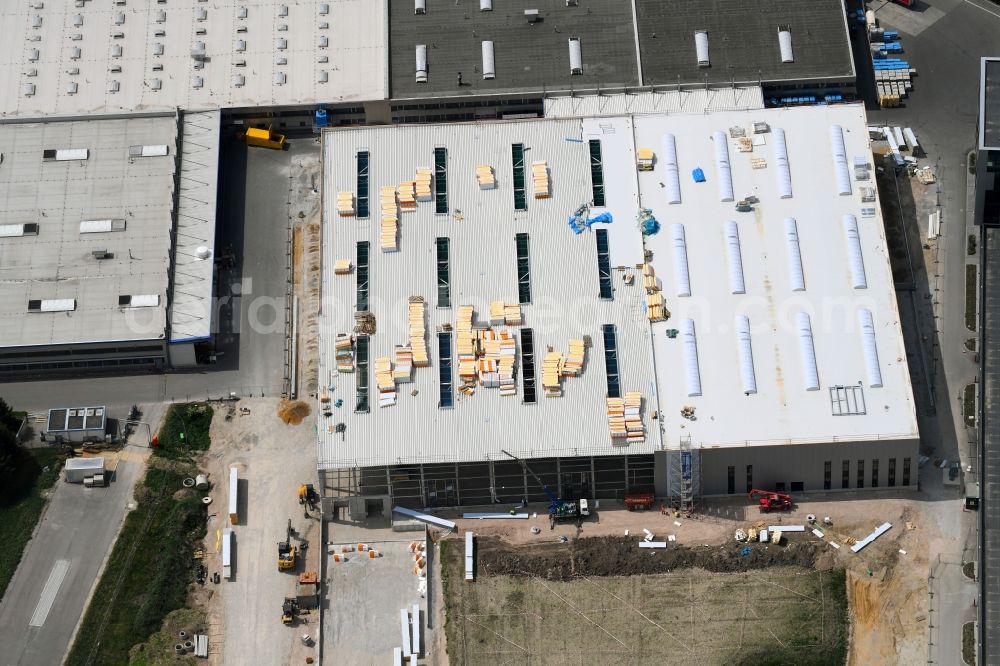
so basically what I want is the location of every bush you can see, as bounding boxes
[155,403,213,460]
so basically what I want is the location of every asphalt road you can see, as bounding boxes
[0,138,312,414]
[0,452,145,666]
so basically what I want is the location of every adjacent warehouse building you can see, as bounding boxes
[316,102,919,514]
[0,113,220,374]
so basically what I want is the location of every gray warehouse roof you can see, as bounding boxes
[635,0,855,87]
[982,57,1000,150]
[0,115,177,348]
[389,0,641,98]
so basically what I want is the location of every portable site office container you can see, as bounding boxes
[64,456,105,483]
[228,467,239,524]
[465,531,474,581]
[222,528,233,579]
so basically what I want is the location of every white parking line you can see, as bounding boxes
[28,559,70,628]
[964,0,1000,20]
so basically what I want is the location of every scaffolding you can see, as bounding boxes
[667,435,700,513]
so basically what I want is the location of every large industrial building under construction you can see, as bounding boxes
[316,102,920,515]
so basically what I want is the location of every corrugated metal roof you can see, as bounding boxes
[544,88,764,118]
[319,118,660,469]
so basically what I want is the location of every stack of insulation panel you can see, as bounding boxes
[624,392,645,443]
[532,161,550,198]
[335,333,354,373]
[504,303,522,325]
[398,181,416,211]
[408,299,428,367]
[334,259,352,275]
[380,186,398,252]
[336,192,355,217]
[415,168,433,202]
[489,301,505,326]
[476,164,496,189]
[393,346,413,383]
[457,306,477,381]
[607,397,627,441]
[542,352,564,397]
[563,339,585,376]
[375,357,396,407]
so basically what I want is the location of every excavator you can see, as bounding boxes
[277,519,297,571]
[748,488,793,513]
[298,484,320,517]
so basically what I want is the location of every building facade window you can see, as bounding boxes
[746,465,753,493]
[871,459,879,488]
[857,459,865,489]
[888,458,896,487]
[842,460,849,489]
[824,461,831,490]
[903,457,911,486]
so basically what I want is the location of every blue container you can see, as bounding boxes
[314,109,328,128]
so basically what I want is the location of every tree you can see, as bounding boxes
[0,423,24,503]
[0,397,20,434]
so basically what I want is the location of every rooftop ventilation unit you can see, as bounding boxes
[70,47,82,60]
[724,220,745,294]
[318,21,328,29]
[316,55,327,64]
[111,44,123,57]
[234,39,246,52]
[112,31,124,39]
[80,219,126,233]
[661,133,681,204]
[128,145,169,158]
[29,299,76,313]
[481,41,495,80]
[28,49,40,62]
[67,67,79,75]
[319,3,329,14]
[857,309,883,388]
[275,56,287,65]
[681,319,702,397]
[773,127,792,198]
[274,71,286,85]
[526,9,540,23]
[784,217,805,291]
[415,44,427,83]
[119,294,160,308]
[109,79,119,93]
[25,68,37,77]
[278,4,288,17]
[481,0,492,10]
[70,34,83,41]
[275,38,287,50]
[711,131,734,202]
[671,222,691,297]
[237,6,247,19]
[148,78,162,90]
[114,12,125,25]
[0,223,38,237]
[829,124,852,196]
[31,15,42,29]
[796,312,820,391]
[568,38,582,74]
[735,315,758,395]
[277,24,288,31]
[155,9,166,23]
[842,214,867,289]
[72,14,83,26]
[415,0,425,13]
[43,149,89,161]
[109,65,122,73]
[778,27,794,63]
[153,43,164,56]
[191,75,203,88]
[195,7,207,20]
[318,70,328,83]
[695,30,709,67]
[22,83,36,96]
[232,74,245,87]
[318,35,328,48]
[91,249,113,260]
[66,82,78,95]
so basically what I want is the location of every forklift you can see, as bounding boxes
[298,484,320,517]
[277,519,297,571]
[281,597,299,625]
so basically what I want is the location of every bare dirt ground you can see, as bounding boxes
[290,146,323,400]
[444,491,944,665]
[194,397,320,666]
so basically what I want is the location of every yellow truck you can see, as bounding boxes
[239,125,286,150]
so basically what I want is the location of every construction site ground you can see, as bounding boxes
[322,522,441,665]
[439,488,961,665]
[195,397,320,666]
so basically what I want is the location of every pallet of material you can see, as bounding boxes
[336,191,355,217]
[624,392,645,442]
[489,301,505,326]
[504,303,522,325]
[335,333,354,373]
[563,340,585,376]
[607,397,627,440]
[542,351,564,397]
[334,259,352,275]
[531,160,550,198]
[475,164,496,190]
[646,292,666,322]
[375,356,396,407]
[415,168,433,202]
[642,263,657,293]
[394,346,413,383]
[380,186,399,252]
[398,181,417,210]
[636,148,654,171]
[408,299,428,366]
[456,305,476,358]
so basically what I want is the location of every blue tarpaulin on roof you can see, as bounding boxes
[567,205,613,234]
[692,167,706,183]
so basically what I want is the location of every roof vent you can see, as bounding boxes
[119,294,160,308]
[319,3,329,14]
[275,38,287,50]
[0,223,39,237]
[568,37,582,74]
[111,44,123,57]
[70,47,82,60]
[415,0,426,13]
[278,4,288,17]
[191,75,204,88]
[22,83,36,96]
[795,312,820,391]
[155,9,166,23]
[415,44,427,83]
[318,70,328,83]
[109,80,120,93]
[232,74,245,87]
[81,219,127,233]
[318,35,329,48]
[31,15,42,28]
[148,78,162,90]
[72,14,83,26]
[234,39,246,52]
[525,9,540,23]
[481,41,495,80]
[114,12,125,25]
[778,27,794,63]
[92,249,113,260]
[66,82,78,95]
[128,145,169,158]
[237,6,247,19]
[274,71,286,85]
[195,246,212,260]
[28,49,40,62]
[195,7,207,20]
[694,30,710,67]
[29,299,76,313]
[481,0,493,10]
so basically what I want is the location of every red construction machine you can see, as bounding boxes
[748,489,792,513]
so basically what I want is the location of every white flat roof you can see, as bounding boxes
[634,104,917,448]
[0,0,386,119]
[0,115,177,347]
